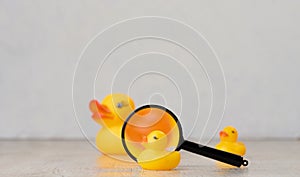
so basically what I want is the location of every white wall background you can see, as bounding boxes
[1,0,299,139]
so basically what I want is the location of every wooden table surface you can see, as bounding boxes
[0,140,299,177]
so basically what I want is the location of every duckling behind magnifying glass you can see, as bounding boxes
[137,130,181,170]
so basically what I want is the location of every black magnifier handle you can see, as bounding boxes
[178,140,248,167]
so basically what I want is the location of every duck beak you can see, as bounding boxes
[219,131,228,137]
[89,100,114,120]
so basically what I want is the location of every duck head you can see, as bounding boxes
[142,130,168,151]
[219,126,238,142]
[89,93,135,128]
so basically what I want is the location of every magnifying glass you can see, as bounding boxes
[121,104,248,170]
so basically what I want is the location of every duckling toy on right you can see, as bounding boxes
[216,126,246,156]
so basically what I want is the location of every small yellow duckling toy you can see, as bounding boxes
[89,93,135,154]
[137,130,181,170]
[216,126,246,156]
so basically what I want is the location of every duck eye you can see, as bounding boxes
[232,131,235,133]
[117,102,123,108]
[153,136,158,140]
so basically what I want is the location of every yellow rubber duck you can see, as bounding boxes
[89,93,135,154]
[137,130,181,170]
[215,126,246,156]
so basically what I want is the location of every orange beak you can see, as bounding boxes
[219,131,228,137]
[89,100,113,120]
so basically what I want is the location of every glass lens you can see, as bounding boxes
[122,105,181,162]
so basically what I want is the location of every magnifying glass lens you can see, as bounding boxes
[122,105,181,162]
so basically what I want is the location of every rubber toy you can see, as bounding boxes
[89,93,135,154]
[137,130,181,170]
[216,126,246,156]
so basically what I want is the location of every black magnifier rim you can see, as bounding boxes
[121,104,184,162]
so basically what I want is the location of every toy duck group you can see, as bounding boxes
[89,93,181,170]
[89,93,247,170]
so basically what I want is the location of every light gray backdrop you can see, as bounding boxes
[1,1,299,139]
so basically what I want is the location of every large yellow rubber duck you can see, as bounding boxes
[89,93,135,154]
[215,126,246,156]
[137,130,181,170]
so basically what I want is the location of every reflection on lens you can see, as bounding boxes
[122,105,181,162]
